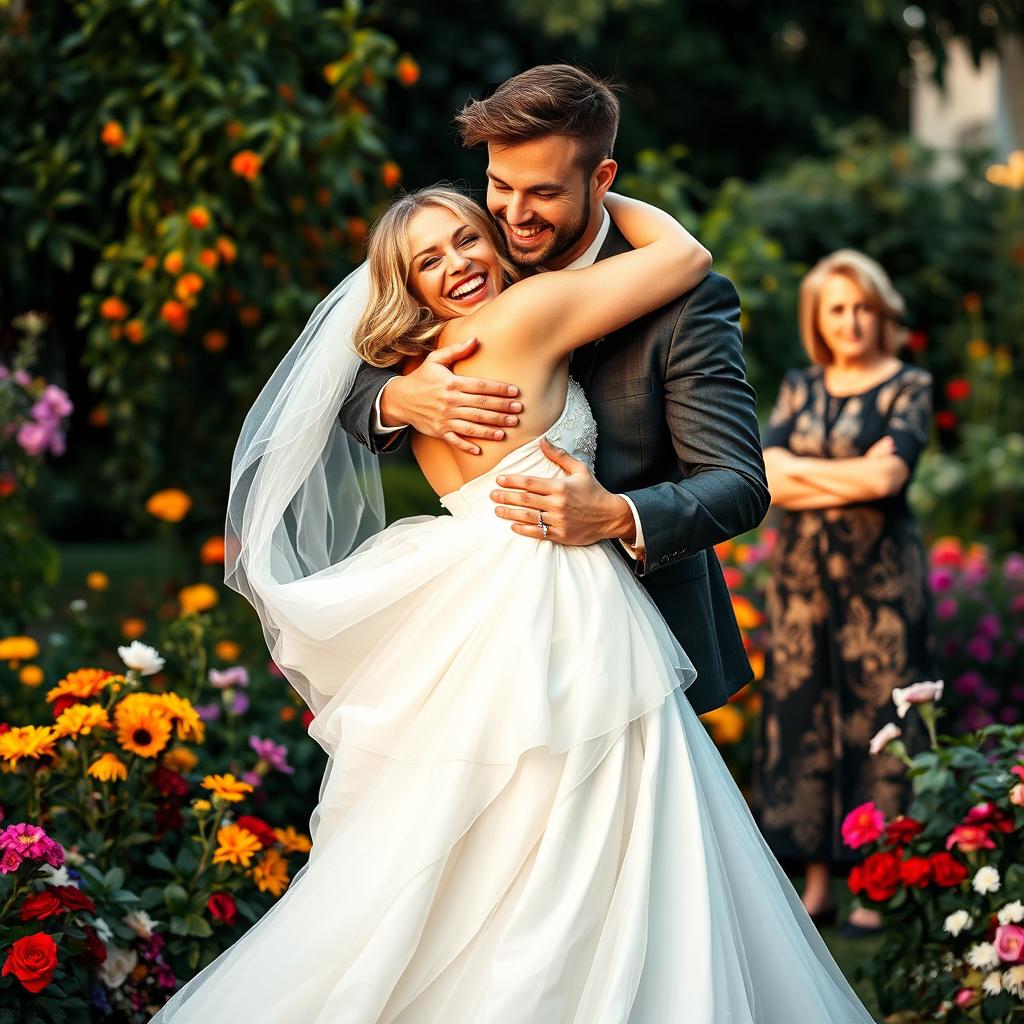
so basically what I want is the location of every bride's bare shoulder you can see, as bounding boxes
[442,277,545,347]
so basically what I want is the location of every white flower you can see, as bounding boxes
[891,679,944,719]
[982,971,1003,996]
[869,722,902,756]
[122,909,158,940]
[966,942,1001,971]
[63,844,85,867]
[90,915,113,942]
[1004,965,1024,998]
[117,640,165,676]
[36,863,71,887]
[973,866,1001,895]
[98,946,137,989]
[69,599,88,613]
[943,910,974,937]
[998,900,1024,925]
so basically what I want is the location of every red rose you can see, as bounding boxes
[235,815,277,848]
[19,891,66,921]
[935,411,957,431]
[885,816,924,847]
[945,379,971,402]
[81,924,107,964]
[847,864,865,895]
[929,852,969,888]
[49,885,96,915]
[899,855,932,888]
[1,932,58,993]
[207,892,237,926]
[861,850,901,902]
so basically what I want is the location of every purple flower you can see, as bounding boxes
[936,597,959,621]
[966,636,993,662]
[1003,553,1024,581]
[977,614,1001,640]
[953,671,983,698]
[230,692,250,716]
[248,735,295,775]
[999,707,1018,725]
[16,421,50,457]
[208,666,249,690]
[195,702,221,723]
[38,384,72,418]
[141,932,166,962]
[154,962,177,989]
[977,685,1000,708]
[962,707,995,731]
[12,369,31,388]
[241,770,262,788]
[929,567,955,593]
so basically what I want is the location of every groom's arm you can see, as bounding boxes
[337,363,407,454]
[624,272,770,576]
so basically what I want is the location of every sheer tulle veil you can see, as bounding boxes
[223,263,384,715]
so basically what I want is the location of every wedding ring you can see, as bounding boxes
[538,511,549,539]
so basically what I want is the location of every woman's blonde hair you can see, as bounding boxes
[798,249,907,365]
[354,186,518,368]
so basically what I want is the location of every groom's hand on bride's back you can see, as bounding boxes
[379,337,523,455]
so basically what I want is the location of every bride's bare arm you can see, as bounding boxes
[464,194,711,360]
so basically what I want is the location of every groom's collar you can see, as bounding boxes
[595,218,632,263]
[535,207,611,273]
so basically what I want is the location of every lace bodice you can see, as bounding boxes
[439,376,597,521]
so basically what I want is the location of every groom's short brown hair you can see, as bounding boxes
[455,64,620,173]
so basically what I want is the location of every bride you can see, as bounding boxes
[150,186,875,1022]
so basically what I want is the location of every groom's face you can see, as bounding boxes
[485,136,612,270]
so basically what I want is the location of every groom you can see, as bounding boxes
[339,65,770,716]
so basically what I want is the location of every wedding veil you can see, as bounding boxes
[223,263,385,712]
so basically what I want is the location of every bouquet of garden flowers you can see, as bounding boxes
[842,680,1024,1021]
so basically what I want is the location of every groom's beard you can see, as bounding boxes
[497,186,591,270]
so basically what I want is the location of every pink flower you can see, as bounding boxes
[248,735,294,775]
[929,567,955,593]
[945,825,996,852]
[1011,765,1024,781]
[976,614,1001,640]
[954,988,976,1008]
[0,847,24,873]
[0,824,64,869]
[966,636,993,662]
[208,666,249,690]
[16,422,50,457]
[936,598,958,621]
[892,680,944,719]
[841,802,885,849]
[995,924,1024,963]
[1010,783,1024,808]
[869,723,902,756]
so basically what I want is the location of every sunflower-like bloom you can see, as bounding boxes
[162,746,199,774]
[53,703,111,739]
[251,848,290,896]
[0,726,57,767]
[46,668,119,704]
[212,824,261,866]
[201,773,253,802]
[156,693,205,743]
[87,752,128,782]
[272,826,312,854]
[116,705,172,759]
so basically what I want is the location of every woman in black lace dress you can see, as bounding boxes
[753,250,934,936]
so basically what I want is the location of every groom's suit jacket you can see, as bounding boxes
[339,223,770,715]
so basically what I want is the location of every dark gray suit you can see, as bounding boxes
[339,222,770,715]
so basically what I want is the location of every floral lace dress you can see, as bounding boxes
[752,363,935,866]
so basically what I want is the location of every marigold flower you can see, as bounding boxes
[272,825,312,854]
[86,571,109,592]
[124,319,146,344]
[54,703,111,739]
[729,594,763,630]
[381,161,402,189]
[966,339,990,360]
[179,583,219,616]
[116,705,172,759]
[101,120,125,148]
[700,704,745,745]
[156,693,205,743]
[199,248,219,270]
[0,726,57,767]
[192,799,212,813]
[396,55,420,86]
[88,752,128,782]
[46,668,116,703]
[230,150,263,181]
[202,773,253,802]
[251,848,290,896]
[202,330,228,353]
[146,488,192,523]
[279,705,296,722]
[159,299,188,334]
[214,640,241,661]
[163,250,184,275]
[187,206,211,229]
[0,636,40,661]
[99,296,128,321]
[19,665,44,688]
[162,746,199,774]
[212,824,261,866]
[215,236,237,263]
[120,618,146,640]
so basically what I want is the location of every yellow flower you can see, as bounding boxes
[251,848,290,896]
[145,488,192,523]
[986,150,1024,189]
[272,826,312,854]
[0,726,57,767]
[86,571,109,591]
[54,703,111,739]
[116,705,172,758]
[700,704,745,746]
[178,583,219,616]
[19,665,44,688]
[202,773,253,802]
[47,668,118,703]
[748,649,766,682]
[162,745,200,773]
[192,798,212,813]
[213,824,262,866]
[214,640,241,661]
[88,752,128,782]
[0,636,40,661]
[966,339,991,360]
[156,693,205,743]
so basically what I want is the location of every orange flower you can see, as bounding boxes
[86,571,109,591]
[178,583,219,616]
[230,150,263,181]
[213,824,262,866]
[381,161,402,189]
[54,703,111,739]
[101,120,125,148]
[162,745,199,773]
[203,330,228,353]
[700,704,745,746]
[200,536,225,565]
[730,594,763,631]
[748,649,765,682]
[19,665,44,688]
[202,773,254,802]
[142,255,158,271]
[199,248,219,270]
[146,488,192,523]
[396,55,420,86]
[100,297,128,321]
[125,319,146,344]
[160,299,188,333]
[46,668,116,703]
[163,250,184,275]
[174,272,204,301]
[251,847,290,896]
[215,236,237,264]
[0,636,39,661]
[272,825,312,853]
[120,618,147,640]
[347,217,368,245]
[214,640,241,661]
[238,306,262,327]
[279,706,296,722]
[187,206,211,229]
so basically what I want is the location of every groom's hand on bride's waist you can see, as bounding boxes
[378,337,522,456]
[490,438,639,548]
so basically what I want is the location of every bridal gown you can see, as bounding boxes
[151,377,875,1023]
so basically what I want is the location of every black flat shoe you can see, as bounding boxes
[806,902,838,928]
[839,919,883,939]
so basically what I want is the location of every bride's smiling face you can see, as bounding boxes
[407,205,503,320]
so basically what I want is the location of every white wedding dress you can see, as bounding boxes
[151,378,875,1023]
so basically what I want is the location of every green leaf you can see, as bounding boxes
[163,882,189,913]
[185,913,213,938]
[104,866,125,890]
[146,849,175,872]
[170,914,191,936]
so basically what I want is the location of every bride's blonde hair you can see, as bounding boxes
[354,186,519,367]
